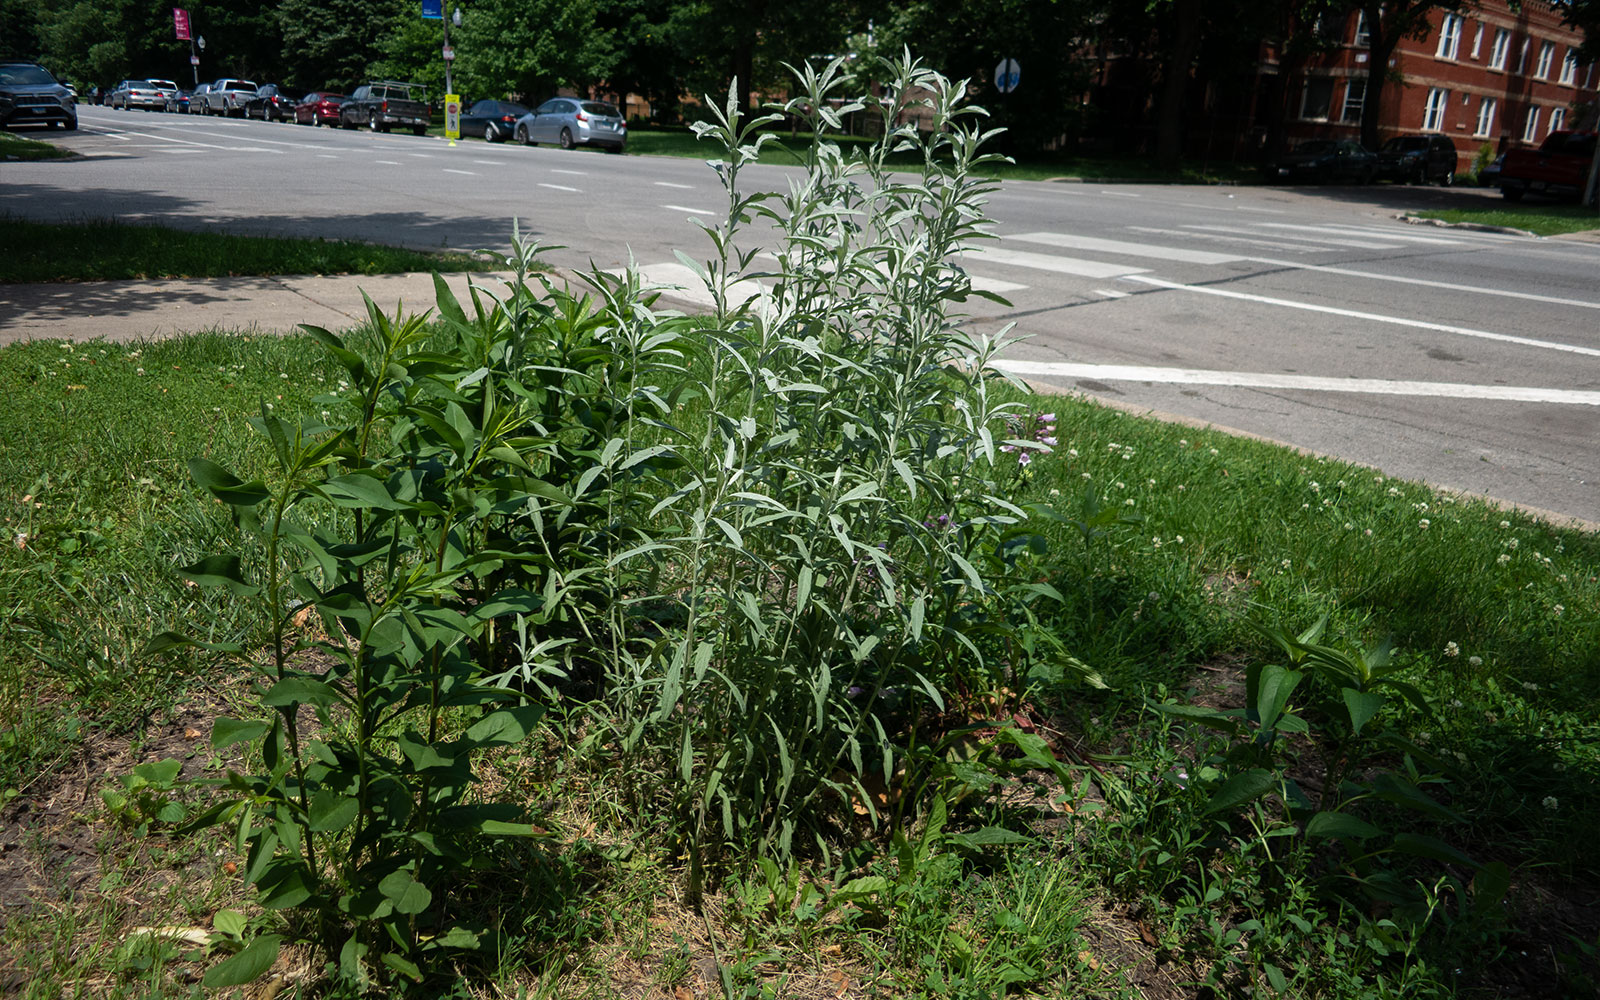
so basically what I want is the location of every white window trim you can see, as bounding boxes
[1423,88,1449,131]
[1517,38,1530,74]
[1489,29,1510,71]
[1550,107,1566,134]
[1559,49,1577,86]
[1354,10,1370,47]
[1523,107,1540,142]
[1475,97,1496,138]
[1471,23,1484,59]
[1341,79,1366,124]
[1436,14,1462,60]
[1536,40,1555,79]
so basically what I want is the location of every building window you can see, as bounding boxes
[1517,37,1530,74]
[1436,14,1463,59]
[1523,107,1540,142]
[1341,79,1366,123]
[1354,10,1370,47]
[1489,29,1510,70]
[1423,89,1448,131]
[1301,78,1335,120]
[1471,23,1484,59]
[1551,107,1566,134]
[1475,97,1497,137]
[1536,40,1555,79]
[1559,49,1578,85]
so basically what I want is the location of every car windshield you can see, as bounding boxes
[149,79,177,90]
[502,103,529,116]
[1296,141,1337,154]
[225,81,256,91]
[1382,138,1428,152]
[581,102,621,117]
[0,65,58,87]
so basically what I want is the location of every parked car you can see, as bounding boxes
[339,81,429,134]
[109,78,178,111]
[164,88,192,113]
[1478,152,1505,186]
[245,84,297,122]
[0,61,77,130]
[512,98,626,152]
[459,99,529,142]
[1374,135,1458,186]
[201,78,258,117]
[1499,130,1599,202]
[187,83,211,114]
[1266,139,1376,184]
[292,91,345,126]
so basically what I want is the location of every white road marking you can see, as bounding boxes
[663,204,715,215]
[1100,191,1142,198]
[1126,226,1319,253]
[550,169,586,175]
[444,168,476,175]
[1316,222,1511,244]
[317,154,338,159]
[632,262,770,309]
[1259,222,1460,245]
[990,360,1600,406]
[1124,275,1600,358]
[963,245,1149,279]
[1235,206,1288,214]
[1241,257,1600,311]
[375,160,400,165]
[405,152,432,158]
[540,183,580,192]
[971,275,1028,294]
[655,181,694,189]
[1185,224,1400,250]
[472,159,504,165]
[1093,289,1130,299]
[80,151,133,157]
[1008,231,1241,265]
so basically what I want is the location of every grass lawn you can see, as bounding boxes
[0,128,74,161]
[1,304,1596,997]
[0,217,499,282]
[1407,201,1600,236]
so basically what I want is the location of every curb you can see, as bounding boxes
[1397,214,1538,238]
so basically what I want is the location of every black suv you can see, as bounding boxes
[1375,135,1458,186]
[0,62,77,130]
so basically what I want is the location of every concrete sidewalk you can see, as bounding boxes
[0,270,518,346]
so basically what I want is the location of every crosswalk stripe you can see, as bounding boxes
[1007,231,1241,265]
[1126,226,1318,253]
[1259,222,1461,245]
[634,263,769,310]
[990,360,1600,406]
[962,245,1148,279]
[1184,224,1401,250]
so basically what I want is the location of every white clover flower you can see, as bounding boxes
[1177,484,1186,491]
[1387,487,1401,496]
[1336,480,1347,489]
[1302,503,1311,510]
[1068,448,1079,458]
[1374,475,1384,484]
[1147,591,1160,602]
[1147,478,1156,487]
[1419,519,1430,530]
[1542,796,1559,811]
[1174,535,1184,544]
[1497,553,1511,564]
[1444,641,1459,657]
[1124,498,1135,507]
[1179,438,1189,446]
[1558,574,1569,583]
[1468,656,1482,667]
[1522,682,1539,692]
[1553,604,1565,617]
[1449,699,1464,709]
[1364,528,1373,537]
[1152,537,1162,548]
[1082,472,1092,480]
[1108,443,1120,451]
[1280,559,1292,569]
[1500,520,1511,529]
[1310,481,1321,493]
[1115,481,1125,490]
[1507,538,1519,550]
[1049,488,1060,497]
[1414,501,1428,512]
[1209,448,1219,455]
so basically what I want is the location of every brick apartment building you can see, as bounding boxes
[1279,1,1599,175]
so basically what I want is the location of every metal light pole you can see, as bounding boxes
[442,6,461,100]
[195,36,205,90]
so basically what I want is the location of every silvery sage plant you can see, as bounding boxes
[581,52,1094,887]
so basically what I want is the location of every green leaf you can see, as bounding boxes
[1253,665,1302,730]
[479,819,542,837]
[202,934,280,988]
[1203,769,1277,816]
[1371,772,1460,823]
[1304,811,1381,841]
[465,705,545,747]
[179,555,259,596]
[425,925,482,950]
[1391,832,1478,868]
[1263,962,1288,993]
[307,791,359,832]
[1472,861,1511,915]
[320,473,405,510]
[1342,688,1386,736]
[378,870,432,915]
[188,457,269,508]
[212,718,271,750]
[256,862,314,910]
[132,759,182,788]
[947,826,1033,851]
[155,801,187,824]
[212,909,247,939]
[381,952,424,982]
[261,677,339,709]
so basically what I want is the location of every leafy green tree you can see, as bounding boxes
[1353,0,1467,150]
[278,0,406,92]
[593,0,686,119]
[1555,0,1600,61]
[0,0,42,62]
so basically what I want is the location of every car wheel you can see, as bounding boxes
[1439,170,1454,188]
[412,126,425,136]
[485,125,500,143]
[1501,186,1523,202]
[515,124,533,146]
[369,114,381,132]
[605,143,623,155]
[63,118,77,131]
[558,128,574,150]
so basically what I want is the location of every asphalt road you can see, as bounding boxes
[6,106,1599,523]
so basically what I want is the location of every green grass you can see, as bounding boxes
[0,217,499,283]
[1408,201,1600,236]
[2,311,1597,996]
[0,128,73,161]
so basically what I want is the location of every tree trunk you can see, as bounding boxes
[1155,0,1203,170]
[1359,4,1401,150]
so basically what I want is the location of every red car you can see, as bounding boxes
[294,91,346,127]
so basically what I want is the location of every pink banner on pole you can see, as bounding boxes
[173,8,191,40]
